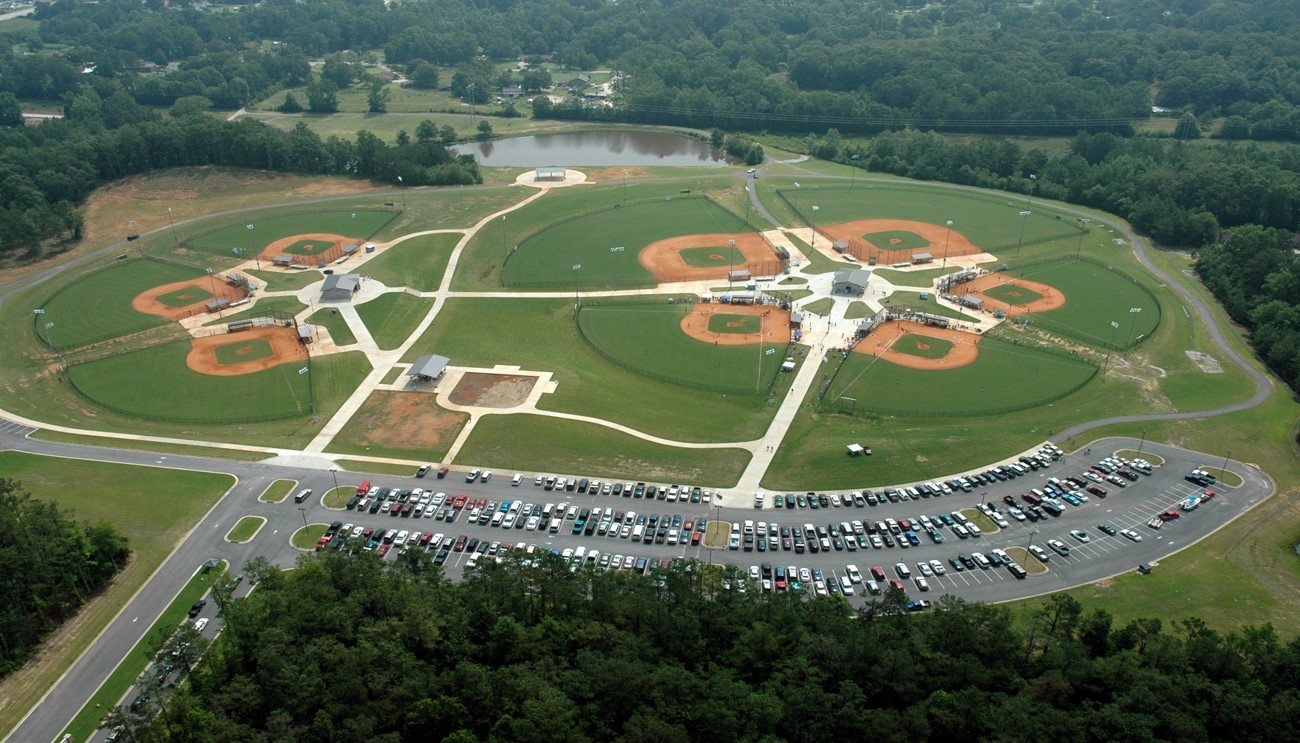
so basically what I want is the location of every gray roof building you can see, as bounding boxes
[832,268,872,296]
[407,354,450,382]
[321,274,361,301]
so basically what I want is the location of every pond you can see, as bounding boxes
[453,129,741,167]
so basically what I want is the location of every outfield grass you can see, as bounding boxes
[982,281,1043,305]
[186,209,396,255]
[226,515,266,542]
[0,453,232,739]
[214,338,273,365]
[61,564,226,743]
[881,291,981,321]
[680,247,744,268]
[308,307,358,346]
[201,296,307,326]
[503,196,750,288]
[28,431,269,461]
[828,335,1096,416]
[362,233,459,291]
[455,414,751,486]
[291,523,329,550]
[403,298,779,442]
[334,459,421,477]
[893,333,953,359]
[246,268,324,292]
[38,259,203,349]
[67,347,370,424]
[354,292,433,350]
[156,285,213,308]
[258,479,297,502]
[1006,258,1160,347]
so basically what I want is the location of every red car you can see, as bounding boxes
[452,535,469,551]
[889,579,906,591]
[452,494,468,509]
[315,536,331,551]
[376,543,391,556]
[871,565,887,582]
[437,466,450,479]
[1202,489,1216,502]
[1158,509,1181,521]
[690,531,702,545]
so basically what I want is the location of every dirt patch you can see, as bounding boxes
[961,273,1065,317]
[448,373,537,408]
[258,233,354,265]
[853,319,982,370]
[345,390,468,453]
[1185,350,1224,374]
[820,219,983,264]
[709,253,726,260]
[587,166,655,182]
[680,303,793,346]
[639,232,780,282]
[186,326,306,376]
[133,278,249,320]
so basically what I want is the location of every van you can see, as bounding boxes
[632,525,645,540]
[971,552,992,569]
[512,473,523,486]
[548,518,563,533]
[293,488,313,503]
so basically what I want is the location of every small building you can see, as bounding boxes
[407,354,450,383]
[832,240,849,254]
[790,311,804,328]
[342,243,360,256]
[297,324,313,344]
[534,166,566,181]
[321,274,361,301]
[272,255,294,267]
[912,252,934,264]
[227,273,256,292]
[502,85,525,98]
[728,269,752,283]
[560,73,590,90]
[781,359,796,372]
[958,294,984,309]
[205,297,230,313]
[832,268,872,297]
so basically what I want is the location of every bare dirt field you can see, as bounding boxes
[186,326,306,376]
[448,373,537,408]
[820,219,983,264]
[853,319,982,370]
[962,273,1066,316]
[343,390,468,453]
[133,278,249,320]
[639,232,780,282]
[679,303,793,346]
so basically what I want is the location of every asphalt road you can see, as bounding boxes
[0,423,1270,743]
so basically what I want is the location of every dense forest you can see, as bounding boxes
[115,551,1300,742]
[0,479,129,676]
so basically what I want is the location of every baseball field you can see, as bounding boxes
[183,209,398,257]
[37,259,206,349]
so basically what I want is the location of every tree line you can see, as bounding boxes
[0,479,128,676]
[116,550,1300,742]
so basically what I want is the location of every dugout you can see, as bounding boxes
[728,269,752,283]
[272,255,294,267]
[912,252,933,264]
[205,297,230,313]
[790,311,804,328]
[958,294,984,310]
[832,240,849,254]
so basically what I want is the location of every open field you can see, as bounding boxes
[61,565,226,743]
[308,307,358,346]
[354,293,433,351]
[1002,258,1160,347]
[66,347,370,424]
[326,390,467,462]
[403,298,779,442]
[28,431,270,461]
[185,209,396,256]
[38,260,202,348]
[0,453,232,738]
[363,233,459,291]
[827,335,1096,416]
[455,414,752,486]
[577,302,791,394]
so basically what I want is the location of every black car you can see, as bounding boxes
[187,599,206,618]
[1097,523,1118,536]
[1003,495,1019,507]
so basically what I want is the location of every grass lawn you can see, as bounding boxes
[354,293,433,350]
[802,298,834,315]
[362,233,459,291]
[1005,258,1160,348]
[403,298,779,442]
[155,285,213,308]
[703,521,730,548]
[225,515,266,542]
[258,479,297,503]
[1200,466,1244,487]
[828,335,1097,416]
[0,453,232,739]
[380,366,404,385]
[844,301,871,320]
[60,564,226,743]
[960,509,998,534]
[679,247,744,268]
[322,487,352,509]
[456,414,752,487]
[213,338,274,365]
[246,268,323,292]
[291,523,329,550]
[202,296,307,326]
[27,431,269,461]
[874,265,966,287]
[38,259,203,348]
[308,308,358,346]
[373,186,532,240]
[186,209,396,256]
[333,459,422,477]
[1005,546,1047,574]
[792,235,857,274]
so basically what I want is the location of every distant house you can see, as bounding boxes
[502,86,525,98]
[320,274,361,301]
[560,73,591,90]
[832,268,872,297]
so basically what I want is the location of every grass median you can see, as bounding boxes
[258,479,297,503]
[225,516,266,543]
[291,523,330,550]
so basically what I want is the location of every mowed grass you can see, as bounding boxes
[829,335,1097,416]
[863,229,930,252]
[308,308,358,346]
[893,333,953,359]
[505,197,750,288]
[1007,258,1160,347]
[259,479,297,502]
[0,453,232,739]
[27,431,270,461]
[456,414,751,486]
[246,268,323,292]
[291,523,329,550]
[578,303,789,394]
[214,338,273,365]
[226,515,266,542]
[981,282,1043,305]
[333,459,422,477]
[707,313,761,334]
[779,185,1081,253]
[38,259,203,348]
[186,209,396,255]
[375,186,532,239]
[155,286,213,308]
[404,298,779,442]
[362,233,460,291]
[680,247,744,267]
[354,293,433,350]
[67,346,370,423]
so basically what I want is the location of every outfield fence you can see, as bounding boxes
[175,208,400,269]
[1000,255,1161,351]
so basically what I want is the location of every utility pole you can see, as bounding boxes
[298,507,308,529]
[1126,307,1143,350]
[811,205,819,249]
[1075,218,1089,259]
[572,264,581,310]
[940,219,953,274]
[167,207,179,247]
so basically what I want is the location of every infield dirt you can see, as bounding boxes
[853,319,981,370]
[186,326,306,376]
[639,233,777,282]
[961,274,1065,317]
[680,303,792,346]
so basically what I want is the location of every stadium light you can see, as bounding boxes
[299,365,315,416]
[1015,210,1032,255]
[811,205,819,248]
[167,207,179,247]
[572,264,582,309]
[940,219,953,274]
[610,246,624,289]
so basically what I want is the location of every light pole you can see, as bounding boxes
[1126,307,1143,350]
[1103,320,1119,372]
[1136,429,1147,456]
[330,468,340,496]
[1026,173,1037,210]
[1026,528,1038,550]
[940,219,953,274]
[743,185,751,226]
[610,246,624,290]
[298,364,315,417]
[466,83,476,125]
[1015,210,1031,255]
[811,204,819,249]
[728,239,737,288]
[572,264,581,310]
[167,207,179,247]
[1221,450,1231,478]
[298,507,308,529]
[205,267,218,296]
[1075,218,1089,259]
[397,175,406,211]
[849,154,859,188]
[500,216,508,260]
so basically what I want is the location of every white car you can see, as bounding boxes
[193,617,209,631]
[916,561,934,577]
[895,562,911,578]
[929,559,946,576]
[845,565,863,584]
[967,522,983,537]
[1028,544,1051,562]
[1121,528,1143,542]
[914,576,930,592]
[1070,529,1091,543]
